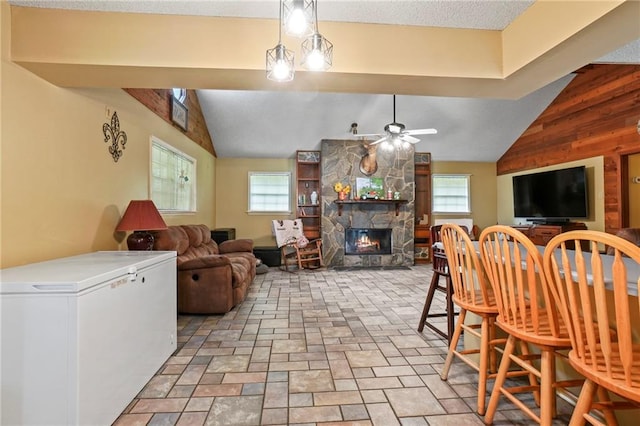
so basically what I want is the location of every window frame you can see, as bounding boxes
[149,136,197,214]
[431,173,472,214]
[247,171,292,215]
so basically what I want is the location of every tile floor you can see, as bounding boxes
[114,265,573,426]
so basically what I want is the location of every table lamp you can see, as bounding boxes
[115,200,168,250]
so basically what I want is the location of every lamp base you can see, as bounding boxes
[127,231,155,251]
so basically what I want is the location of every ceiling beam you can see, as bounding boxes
[9,1,639,99]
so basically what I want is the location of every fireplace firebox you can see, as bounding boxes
[345,228,392,255]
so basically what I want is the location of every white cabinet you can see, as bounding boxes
[1,251,177,426]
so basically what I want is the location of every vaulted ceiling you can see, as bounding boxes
[8,1,640,160]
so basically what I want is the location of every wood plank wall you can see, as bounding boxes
[124,89,215,157]
[497,64,640,233]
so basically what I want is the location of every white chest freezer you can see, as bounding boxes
[1,251,177,426]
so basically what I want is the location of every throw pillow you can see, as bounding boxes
[296,235,309,248]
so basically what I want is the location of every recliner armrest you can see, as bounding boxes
[178,255,231,270]
[219,239,254,254]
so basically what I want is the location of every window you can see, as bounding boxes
[432,174,471,214]
[248,172,291,213]
[172,88,187,103]
[150,137,196,213]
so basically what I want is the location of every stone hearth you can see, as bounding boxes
[321,140,415,267]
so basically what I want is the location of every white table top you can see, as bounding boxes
[437,240,640,297]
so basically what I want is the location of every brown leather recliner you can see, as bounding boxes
[153,224,256,314]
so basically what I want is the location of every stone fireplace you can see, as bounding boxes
[320,140,415,267]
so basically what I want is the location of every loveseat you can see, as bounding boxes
[153,224,256,314]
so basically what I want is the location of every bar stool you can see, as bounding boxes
[479,225,583,425]
[439,224,504,415]
[417,224,464,343]
[544,230,639,425]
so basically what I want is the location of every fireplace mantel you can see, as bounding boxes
[334,199,409,216]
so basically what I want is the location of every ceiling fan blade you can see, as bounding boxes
[399,134,420,144]
[369,136,389,145]
[406,128,438,135]
[354,133,385,138]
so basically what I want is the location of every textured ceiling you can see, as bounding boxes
[9,0,640,161]
[9,0,536,30]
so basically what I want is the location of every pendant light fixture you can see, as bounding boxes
[266,0,295,82]
[301,0,333,71]
[282,0,314,38]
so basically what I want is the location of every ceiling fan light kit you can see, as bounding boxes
[266,0,333,81]
[354,95,438,152]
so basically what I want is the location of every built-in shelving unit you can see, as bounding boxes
[414,152,432,264]
[334,199,408,216]
[296,151,321,239]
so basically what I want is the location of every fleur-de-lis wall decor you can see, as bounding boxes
[103,111,127,162]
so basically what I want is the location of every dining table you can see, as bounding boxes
[434,240,640,295]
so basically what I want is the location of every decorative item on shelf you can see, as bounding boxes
[393,191,401,200]
[310,190,318,205]
[115,200,168,251]
[415,152,431,164]
[297,150,320,162]
[333,182,351,201]
[102,111,127,162]
[355,177,383,200]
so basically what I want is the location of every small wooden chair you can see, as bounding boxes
[272,219,323,271]
[544,230,640,425]
[418,224,464,342]
[439,224,507,415]
[479,225,583,425]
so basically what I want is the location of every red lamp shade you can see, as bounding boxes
[115,200,167,250]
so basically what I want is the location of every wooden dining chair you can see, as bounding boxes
[439,224,506,415]
[479,225,582,425]
[543,230,640,425]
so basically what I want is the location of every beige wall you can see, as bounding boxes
[215,158,295,246]
[217,159,500,246]
[431,161,497,234]
[1,3,216,268]
[496,157,605,231]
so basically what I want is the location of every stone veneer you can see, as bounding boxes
[321,140,415,267]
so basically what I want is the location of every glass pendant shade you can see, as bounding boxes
[282,0,314,37]
[266,43,295,82]
[301,32,333,71]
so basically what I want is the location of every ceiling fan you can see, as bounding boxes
[355,95,437,146]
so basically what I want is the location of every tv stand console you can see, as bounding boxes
[513,222,587,248]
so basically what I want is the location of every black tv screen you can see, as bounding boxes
[513,166,588,221]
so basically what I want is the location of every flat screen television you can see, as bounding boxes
[512,166,588,223]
